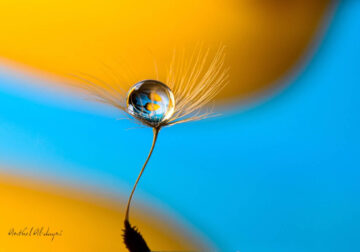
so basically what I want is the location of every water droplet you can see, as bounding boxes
[127,80,175,126]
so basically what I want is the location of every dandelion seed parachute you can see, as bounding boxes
[70,45,229,252]
[70,45,228,127]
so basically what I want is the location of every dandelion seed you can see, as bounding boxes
[70,45,229,251]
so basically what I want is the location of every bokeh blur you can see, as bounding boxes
[0,0,359,251]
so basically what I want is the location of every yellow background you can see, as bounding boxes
[0,0,331,102]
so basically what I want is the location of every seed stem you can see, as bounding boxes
[125,127,160,221]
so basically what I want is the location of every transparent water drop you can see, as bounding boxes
[127,80,175,127]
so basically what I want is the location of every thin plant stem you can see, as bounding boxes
[125,127,160,221]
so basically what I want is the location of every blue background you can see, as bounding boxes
[0,1,359,251]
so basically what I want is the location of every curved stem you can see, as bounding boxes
[125,127,160,221]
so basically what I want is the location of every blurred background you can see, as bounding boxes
[0,0,359,251]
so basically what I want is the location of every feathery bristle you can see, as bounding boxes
[69,45,229,127]
[166,44,229,125]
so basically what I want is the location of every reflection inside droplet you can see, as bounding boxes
[127,80,175,126]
